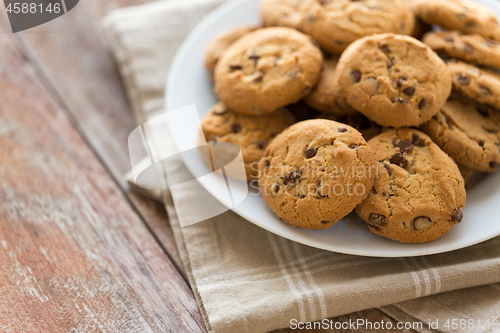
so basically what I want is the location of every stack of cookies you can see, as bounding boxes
[200,0,500,244]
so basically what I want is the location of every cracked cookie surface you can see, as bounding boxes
[355,128,466,244]
[336,33,452,128]
[303,55,357,115]
[261,0,305,31]
[300,0,415,55]
[205,25,258,80]
[201,103,296,181]
[423,31,500,69]
[414,0,500,42]
[447,61,500,110]
[258,119,377,229]
[420,97,500,173]
[214,27,323,115]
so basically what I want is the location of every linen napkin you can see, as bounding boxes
[102,1,500,332]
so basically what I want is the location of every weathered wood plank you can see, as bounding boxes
[0,0,185,274]
[1,0,415,330]
[0,26,204,332]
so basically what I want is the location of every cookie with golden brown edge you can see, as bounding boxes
[423,31,500,69]
[447,61,500,110]
[201,103,296,181]
[205,25,258,80]
[303,55,357,115]
[261,0,305,31]
[355,129,466,244]
[414,0,500,42]
[300,0,415,55]
[258,119,377,229]
[336,33,452,128]
[420,97,500,173]
[214,27,323,115]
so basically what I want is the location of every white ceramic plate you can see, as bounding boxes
[166,0,500,257]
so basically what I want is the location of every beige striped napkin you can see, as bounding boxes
[103,1,500,332]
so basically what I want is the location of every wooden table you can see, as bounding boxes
[0,1,415,332]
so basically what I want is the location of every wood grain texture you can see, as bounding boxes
[0,0,414,331]
[0,0,185,274]
[0,25,204,332]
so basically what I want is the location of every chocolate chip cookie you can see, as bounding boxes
[303,55,357,115]
[261,0,305,31]
[201,103,296,180]
[336,33,452,128]
[258,119,377,229]
[300,0,415,55]
[414,0,500,42]
[355,128,466,244]
[205,25,258,80]
[317,112,383,141]
[214,27,323,115]
[447,61,500,110]
[420,97,500,173]
[423,31,500,69]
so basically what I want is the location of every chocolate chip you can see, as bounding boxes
[390,153,409,169]
[382,191,387,196]
[380,44,391,53]
[229,65,242,71]
[403,87,416,97]
[371,187,377,195]
[418,99,428,110]
[369,213,387,227]
[477,106,490,117]
[413,216,431,230]
[230,123,241,133]
[438,53,453,61]
[490,161,500,169]
[444,37,454,42]
[300,195,306,199]
[265,160,270,168]
[284,170,301,185]
[383,163,392,175]
[387,58,394,69]
[321,220,330,224]
[256,140,268,149]
[411,134,425,147]
[395,140,414,154]
[274,183,280,193]
[213,104,228,115]
[479,140,485,147]
[479,85,492,95]
[394,98,408,104]
[451,209,463,223]
[396,76,407,88]
[456,73,471,85]
[248,55,260,66]
[305,147,318,158]
[338,127,347,133]
[350,70,361,83]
